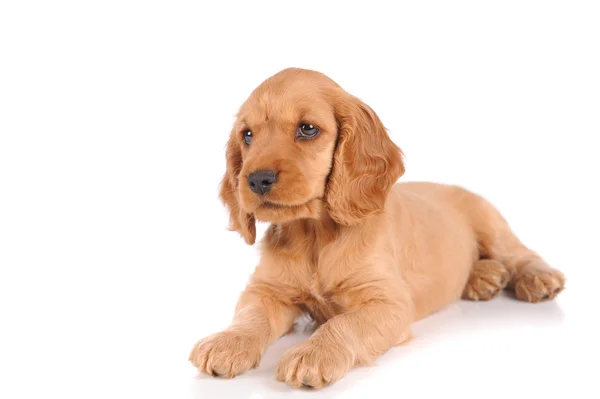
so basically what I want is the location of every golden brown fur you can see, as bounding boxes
[189,68,566,388]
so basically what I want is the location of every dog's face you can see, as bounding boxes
[219,68,405,244]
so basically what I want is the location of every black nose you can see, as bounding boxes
[248,170,277,195]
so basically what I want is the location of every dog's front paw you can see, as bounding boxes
[189,331,262,378]
[276,339,354,389]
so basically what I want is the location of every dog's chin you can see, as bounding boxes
[250,198,324,223]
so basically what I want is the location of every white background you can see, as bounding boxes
[1,1,599,398]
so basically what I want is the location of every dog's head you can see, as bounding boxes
[219,68,405,244]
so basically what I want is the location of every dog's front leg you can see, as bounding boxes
[276,280,413,389]
[189,282,300,378]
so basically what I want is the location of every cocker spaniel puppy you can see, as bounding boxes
[189,68,565,389]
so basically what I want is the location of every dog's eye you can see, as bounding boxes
[243,130,253,145]
[297,124,320,139]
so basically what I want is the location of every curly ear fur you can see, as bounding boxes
[219,132,256,245]
[326,93,405,225]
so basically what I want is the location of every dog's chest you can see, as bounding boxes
[293,252,347,325]
[270,221,348,323]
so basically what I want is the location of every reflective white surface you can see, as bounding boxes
[188,289,590,398]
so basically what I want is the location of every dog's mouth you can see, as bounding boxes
[260,201,298,209]
[252,198,324,223]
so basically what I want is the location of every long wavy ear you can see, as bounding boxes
[326,93,405,225]
[219,131,256,245]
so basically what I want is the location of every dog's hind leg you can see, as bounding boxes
[462,259,511,301]
[463,191,566,303]
[501,249,566,303]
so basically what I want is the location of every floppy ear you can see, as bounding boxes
[326,93,405,225]
[219,131,256,245]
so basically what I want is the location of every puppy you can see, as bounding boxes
[189,68,565,389]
